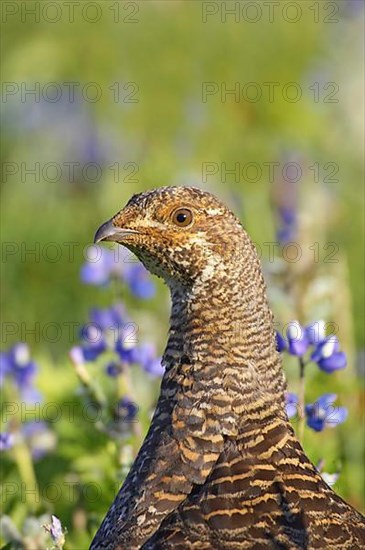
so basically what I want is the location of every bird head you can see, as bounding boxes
[94,186,245,287]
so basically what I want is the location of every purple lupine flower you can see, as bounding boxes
[286,321,309,356]
[81,247,155,298]
[123,263,156,299]
[0,352,11,385]
[105,362,123,377]
[277,206,297,244]
[116,397,138,422]
[77,304,139,363]
[81,304,129,360]
[115,318,139,364]
[1,344,42,403]
[305,394,348,432]
[311,336,340,362]
[80,323,107,361]
[305,320,326,346]
[311,336,347,373]
[50,515,64,545]
[44,515,65,549]
[115,340,139,364]
[89,304,126,332]
[22,422,57,460]
[80,247,117,286]
[285,392,299,419]
[144,357,164,377]
[9,343,37,388]
[276,331,287,352]
[134,343,164,377]
[318,351,347,373]
[0,432,14,451]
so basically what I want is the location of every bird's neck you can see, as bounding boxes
[165,240,287,428]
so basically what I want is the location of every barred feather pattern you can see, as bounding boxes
[90,186,365,550]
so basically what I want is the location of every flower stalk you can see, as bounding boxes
[298,356,306,444]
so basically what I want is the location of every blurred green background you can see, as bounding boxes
[1,1,364,548]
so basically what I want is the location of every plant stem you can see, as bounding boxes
[6,383,41,513]
[12,438,41,513]
[298,357,306,444]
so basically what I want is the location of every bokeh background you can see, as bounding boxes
[1,1,364,548]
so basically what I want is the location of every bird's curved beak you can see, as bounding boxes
[94,219,138,244]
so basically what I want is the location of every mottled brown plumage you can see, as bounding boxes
[90,186,365,550]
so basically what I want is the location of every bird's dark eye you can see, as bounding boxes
[171,207,194,227]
